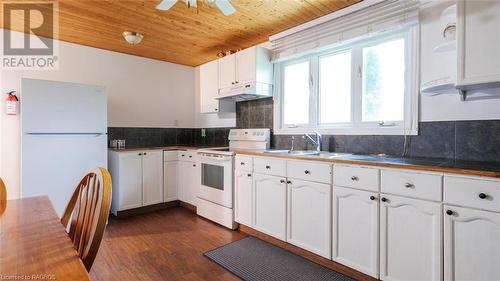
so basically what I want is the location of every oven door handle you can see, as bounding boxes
[199,153,233,162]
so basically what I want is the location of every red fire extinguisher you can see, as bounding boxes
[6,91,19,115]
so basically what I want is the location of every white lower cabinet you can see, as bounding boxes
[163,160,178,202]
[109,150,164,215]
[114,152,143,212]
[142,151,164,206]
[287,179,331,258]
[380,194,442,281]
[178,160,200,206]
[254,173,287,240]
[444,205,500,281]
[235,170,253,227]
[332,186,379,278]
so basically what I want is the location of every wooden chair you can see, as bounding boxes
[60,167,112,271]
[0,178,6,214]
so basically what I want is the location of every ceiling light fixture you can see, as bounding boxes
[122,31,144,45]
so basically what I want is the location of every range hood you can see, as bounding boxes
[216,81,273,102]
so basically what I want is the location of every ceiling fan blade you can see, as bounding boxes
[215,0,236,16]
[156,0,177,10]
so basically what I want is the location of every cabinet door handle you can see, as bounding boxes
[181,154,185,157]
[351,176,359,181]
[265,165,271,169]
[478,193,488,199]
[143,152,147,155]
[404,183,414,189]
[189,155,192,158]
[235,81,239,84]
[214,108,218,111]
[138,153,142,156]
[286,180,292,184]
[370,196,376,201]
[446,210,454,216]
[381,197,388,202]
[231,82,235,85]
[193,164,196,167]
[280,179,286,184]
[240,162,245,165]
[304,170,310,174]
[247,173,252,177]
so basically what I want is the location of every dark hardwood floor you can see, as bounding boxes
[90,207,246,281]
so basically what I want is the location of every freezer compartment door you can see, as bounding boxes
[21,78,107,134]
[22,134,107,216]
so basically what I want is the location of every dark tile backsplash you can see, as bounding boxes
[236,98,500,163]
[108,127,232,148]
[110,98,500,163]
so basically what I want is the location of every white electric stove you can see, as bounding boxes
[196,129,270,229]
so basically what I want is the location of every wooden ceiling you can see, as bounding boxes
[1,0,359,66]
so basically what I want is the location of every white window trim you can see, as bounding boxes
[273,26,420,136]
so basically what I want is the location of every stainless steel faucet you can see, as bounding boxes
[303,131,322,153]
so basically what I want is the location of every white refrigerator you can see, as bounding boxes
[21,78,107,216]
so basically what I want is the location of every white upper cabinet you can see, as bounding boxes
[235,47,256,85]
[444,205,500,281]
[200,60,220,113]
[218,54,237,90]
[457,0,500,87]
[380,195,442,281]
[287,179,331,259]
[333,186,379,278]
[218,46,273,91]
[199,60,235,113]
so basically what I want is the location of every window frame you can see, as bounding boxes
[273,26,419,136]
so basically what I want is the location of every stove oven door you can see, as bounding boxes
[198,153,233,208]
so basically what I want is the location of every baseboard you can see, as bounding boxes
[238,225,379,281]
[113,201,180,218]
[179,201,197,213]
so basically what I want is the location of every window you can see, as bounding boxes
[362,38,405,122]
[283,61,310,125]
[319,51,352,124]
[275,28,418,135]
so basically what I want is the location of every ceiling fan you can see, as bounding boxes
[156,0,236,16]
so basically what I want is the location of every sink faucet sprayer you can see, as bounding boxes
[303,131,322,153]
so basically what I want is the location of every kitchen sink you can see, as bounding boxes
[263,150,321,156]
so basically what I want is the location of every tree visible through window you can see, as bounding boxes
[362,38,405,122]
[277,31,415,135]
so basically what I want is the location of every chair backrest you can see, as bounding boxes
[0,178,6,215]
[60,167,112,271]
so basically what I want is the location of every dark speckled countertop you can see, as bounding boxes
[109,146,500,178]
[235,150,500,178]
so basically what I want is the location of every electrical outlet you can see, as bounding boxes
[201,128,206,137]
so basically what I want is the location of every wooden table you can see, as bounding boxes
[0,196,91,281]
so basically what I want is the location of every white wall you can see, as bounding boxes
[0,30,196,198]
[419,2,500,121]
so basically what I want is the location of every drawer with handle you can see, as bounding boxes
[444,175,500,212]
[381,169,443,201]
[333,164,380,191]
[235,154,253,172]
[254,157,286,177]
[287,160,332,184]
[179,150,198,161]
